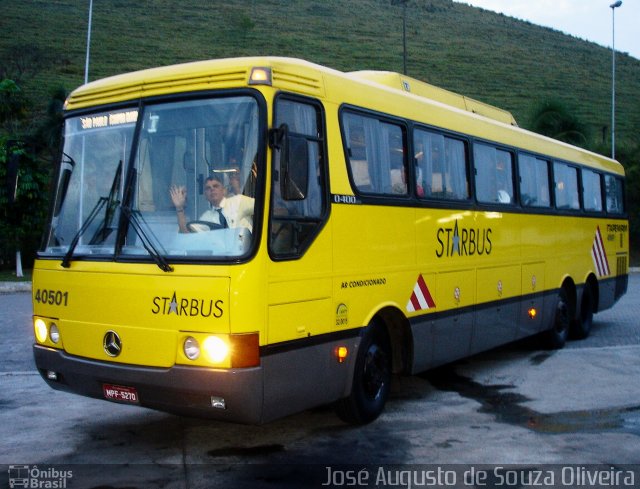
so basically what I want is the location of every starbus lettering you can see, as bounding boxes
[151,292,224,318]
[436,220,492,258]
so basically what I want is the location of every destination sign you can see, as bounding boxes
[79,110,138,130]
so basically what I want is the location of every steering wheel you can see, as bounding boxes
[186,220,225,233]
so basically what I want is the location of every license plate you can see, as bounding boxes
[103,384,139,404]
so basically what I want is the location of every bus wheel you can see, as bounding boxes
[335,321,391,425]
[543,288,571,349]
[571,286,594,340]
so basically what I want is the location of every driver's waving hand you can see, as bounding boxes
[170,175,254,233]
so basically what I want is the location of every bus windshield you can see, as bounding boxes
[43,95,262,262]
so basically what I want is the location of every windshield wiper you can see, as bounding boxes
[120,206,173,273]
[61,161,122,268]
[89,163,122,245]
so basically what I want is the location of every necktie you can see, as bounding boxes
[215,208,228,228]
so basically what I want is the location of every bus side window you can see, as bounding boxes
[582,168,603,212]
[414,128,469,201]
[342,111,407,196]
[554,162,580,210]
[605,174,625,214]
[474,143,514,205]
[518,154,550,208]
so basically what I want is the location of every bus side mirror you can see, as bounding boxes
[52,154,75,217]
[270,124,309,201]
[5,141,20,205]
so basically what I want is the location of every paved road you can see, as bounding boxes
[1,276,639,488]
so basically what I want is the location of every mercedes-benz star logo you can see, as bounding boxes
[103,330,122,357]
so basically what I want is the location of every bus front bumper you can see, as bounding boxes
[33,344,265,424]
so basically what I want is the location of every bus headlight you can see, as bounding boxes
[34,318,48,343]
[49,323,60,344]
[177,332,259,368]
[183,336,200,360]
[203,336,230,364]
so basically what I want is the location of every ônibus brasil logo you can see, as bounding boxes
[8,465,73,488]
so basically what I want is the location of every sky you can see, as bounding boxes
[452,0,639,60]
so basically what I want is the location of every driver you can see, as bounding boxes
[170,175,254,233]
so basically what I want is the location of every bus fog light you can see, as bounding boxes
[46,371,58,381]
[203,336,230,364]
[49,323,60,344]
[34,319,48,343]
[211,396,226,409]
[184,336,200,360]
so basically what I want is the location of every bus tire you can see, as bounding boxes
[542,288,571,350]
[335,321,391,425]
[571,285,594,340]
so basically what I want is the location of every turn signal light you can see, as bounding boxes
[336,346,348,363]
[230,333,260,368]
[528,307,538,319]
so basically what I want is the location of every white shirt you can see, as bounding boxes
[199,195,254,231]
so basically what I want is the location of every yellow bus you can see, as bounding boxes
[32,57,628,424]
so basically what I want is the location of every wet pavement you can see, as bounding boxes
[1,275,639,487]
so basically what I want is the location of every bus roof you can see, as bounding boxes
[64,57,329,110]
[64,56,622,175]
[348,71,518,127]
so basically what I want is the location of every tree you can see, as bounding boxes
[533,100,640,263]
[527,99,590,148]
[612,143,640,258]
[0,138,50,276]
[0,79,55,276]
[33,86,66,161]
[0,79,29,136]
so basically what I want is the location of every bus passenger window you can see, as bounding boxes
[582,169,603,212]
[414,129,469,201]
[553,162,580,210]
[518,154,550,208]
[389,129,407,195]
[474,143,514,205]
[605,175,625,214]
[342,112,407,196]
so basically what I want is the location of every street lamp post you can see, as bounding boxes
[401,1,407,75]
[391,0,408,75]
[84,0,93,85]
[610,0,622,160]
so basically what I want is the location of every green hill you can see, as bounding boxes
[3,0,639,148]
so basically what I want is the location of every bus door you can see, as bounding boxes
[264,96,337,418]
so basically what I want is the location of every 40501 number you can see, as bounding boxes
[34,289,69,306]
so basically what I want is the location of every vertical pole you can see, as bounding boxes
[402,2,407,75]
[84,0,93,85]
[609,1,622,159]
[611,6,616,159]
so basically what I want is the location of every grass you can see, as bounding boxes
[2,0,639,150]
[0,269,32,282]
[2,0,639,256]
